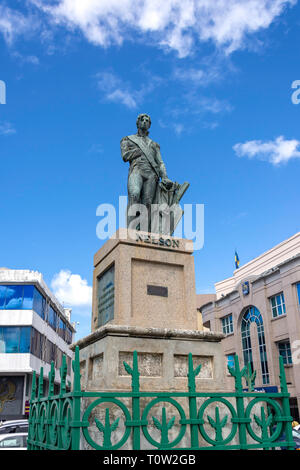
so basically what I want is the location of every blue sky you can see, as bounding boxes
[0,0,300,340]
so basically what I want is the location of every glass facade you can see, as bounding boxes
[0,285,34,310]
[221,314,233,335]
[58,317,66,340]
[0,284,73,344]
[241,306,269,385]
[48,306,57,331]
[270,292,286,318]
[278,341,292,365]
[0,326,31,353]
[0,326,71,372]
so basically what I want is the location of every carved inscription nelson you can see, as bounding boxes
[136,233,180,249]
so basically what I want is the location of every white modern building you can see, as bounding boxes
[0,268,75,420]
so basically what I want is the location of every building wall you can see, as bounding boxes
[202,253,300,420]
[215,232,300,299]
[0,269,75,419]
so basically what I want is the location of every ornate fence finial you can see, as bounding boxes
[227,355,247,393]
[60,354,67,396]
[244,362,256,391]
[187,353,201,394]
[30,371,37,401]
[279,355,288,393]
[72,346,81,393]
[123,350,140,393]
[38,368,44,399]
[48,362,55,398]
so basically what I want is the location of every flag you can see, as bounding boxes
[235,251,240,269]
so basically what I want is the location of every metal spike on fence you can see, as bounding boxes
[244,362,256,392]
[59,354,67,396]
[48,362,55,398]
[72,346,81,393]
[30,370,37,401]
[38,368,44,399]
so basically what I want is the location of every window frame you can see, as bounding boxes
[221,314,234,335]
[278,340,292,365]
[270,292,286,319]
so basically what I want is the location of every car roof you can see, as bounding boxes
[0,421,28,426]
[0,432,28,439]
[0,420,28,426]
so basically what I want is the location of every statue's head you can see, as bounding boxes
[136,113,151,135]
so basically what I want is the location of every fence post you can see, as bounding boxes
[71,346,82,450]
[28,371,37,450]
[123,351,141,450]
[279,356,294,450]
[187,353,201,449]
[230,355,248,449]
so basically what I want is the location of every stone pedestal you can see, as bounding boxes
[91,229,198,332]
[71,230,227,450]
[73,325,225,394]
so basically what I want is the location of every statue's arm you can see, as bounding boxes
[120,137,142,163]
[155,143,168,179]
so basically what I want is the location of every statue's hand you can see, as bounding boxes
[161,178,173,190]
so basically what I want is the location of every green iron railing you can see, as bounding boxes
[27,347,295,450]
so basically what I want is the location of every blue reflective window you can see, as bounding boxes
[0,326,31,353]
[297,283,300,306]
[33,288,45,319]
[58,318,66,340]
[5,327,20,353]
[241,306,269,385]
[66,327,73,344]
[0,285,35,310]
[5,285,23,309]
[48,306,57,331]
[22,285,34,309]
[227,354,235,369]
[0,286,6,308]
[19,327,31,353]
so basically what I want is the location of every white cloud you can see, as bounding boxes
[107,89,137,109]
[51,270,92,308]
[0,122,16,136]
[12,51,40,65]
[0,5,37,44]
[95,70,162,109]
[233,136,300,165]
[173,66,221,87]
[96,71,138,109]
[158,118,185,136]
[29,0,296,57]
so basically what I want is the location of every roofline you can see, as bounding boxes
[0,269,75,330]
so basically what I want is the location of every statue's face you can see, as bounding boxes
[137,114,151,132]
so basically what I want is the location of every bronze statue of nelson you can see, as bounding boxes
[120,113,189,235]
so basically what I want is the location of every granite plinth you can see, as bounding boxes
[91,229,199,332]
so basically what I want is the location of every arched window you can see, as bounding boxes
[241,306,269,385]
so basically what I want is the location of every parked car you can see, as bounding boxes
[0,432,27,450]
[0,420,28,434]
[293,428,300,449]
[275,426,300,450]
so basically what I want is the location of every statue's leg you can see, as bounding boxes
[142,172,158,232]
[127,169,143,229]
